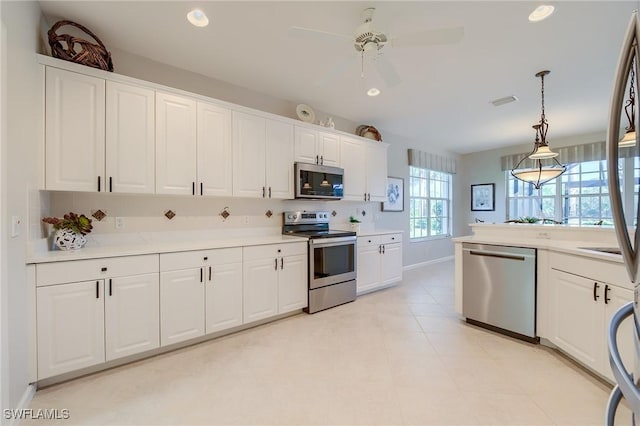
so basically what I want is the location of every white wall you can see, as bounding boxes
[0,0,43,411]
[456,130,606,236]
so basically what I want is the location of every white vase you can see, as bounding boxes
[53,228,87,250]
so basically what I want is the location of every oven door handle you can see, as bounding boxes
[309,236,357,247]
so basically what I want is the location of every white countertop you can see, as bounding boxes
[28,229,309,264]
[452,235,624,264]
[357,228,403,237]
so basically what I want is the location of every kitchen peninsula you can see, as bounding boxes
[454,223,633,383]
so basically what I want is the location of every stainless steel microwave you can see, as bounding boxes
[294,162,344,200]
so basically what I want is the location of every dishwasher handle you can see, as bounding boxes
[466,250,527,261]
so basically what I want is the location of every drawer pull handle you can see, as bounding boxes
[593,282,600,301]
[204,257,208,261]
[101,267,107,272]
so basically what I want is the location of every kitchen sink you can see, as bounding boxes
[578,247,622,255]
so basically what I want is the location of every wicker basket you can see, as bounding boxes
[356,125,383,142]
[48,20,113,72]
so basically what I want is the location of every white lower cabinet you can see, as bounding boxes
[35,254,160,379]
[160,268,205,346]
[243,243,307,323]
[549,268,634,381]
[37,280,106,379]
[357,233,403,294]
[160,247,243,345]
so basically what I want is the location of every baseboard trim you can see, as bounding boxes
[403,255,453,271]
[6,384,36,426]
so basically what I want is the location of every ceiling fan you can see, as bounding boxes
[289,8,464,88]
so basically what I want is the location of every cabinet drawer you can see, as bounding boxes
[160,247,242,272]
[36,255,158,287]
[550,252,631,290]
[358,236,381,249]
[381,233,402,245]
[244,242,307,261]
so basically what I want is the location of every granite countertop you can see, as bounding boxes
[28,230,309,264]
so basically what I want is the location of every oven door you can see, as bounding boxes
[309,236,357,289]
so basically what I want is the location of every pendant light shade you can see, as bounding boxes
[620,59,637,148]
[511,70,566,188]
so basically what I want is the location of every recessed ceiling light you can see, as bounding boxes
[528,5,555,22]
[367,88,380,97]
[187,9,209,27]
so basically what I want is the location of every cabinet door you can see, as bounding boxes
[603,284,635,382]
[156,92,197,195]
[243,257,278,323]
[318,131,340,167]
[294,126,318,164]
[549,269,602,371]
[340,136,367,201]
[45,67,105,192]
[105,273,159,361]
[381,243,403,285]
[232,111,266,198]
[105,81,155,194]
[366,142,389,202]
[197,102,232,197]
[160,268,205,346]
[357,244,381,294]
[265,120,294,199]
[37,280,105,379]
[278,254,308,314]
[205,262,243,334]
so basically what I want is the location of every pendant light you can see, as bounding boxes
[511,70,566,189]
[320,174,331,187]
[620,59,636,148]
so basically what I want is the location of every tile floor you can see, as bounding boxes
[27,260,631,425]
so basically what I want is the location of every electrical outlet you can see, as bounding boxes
[115,217,125,229]
[244,216,249,225]
[11,216,21,238]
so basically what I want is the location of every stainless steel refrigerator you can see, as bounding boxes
[606,10,640,425]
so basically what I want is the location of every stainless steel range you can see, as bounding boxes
[283,211,357,313]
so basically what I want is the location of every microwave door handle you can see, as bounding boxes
[607,11,639,283]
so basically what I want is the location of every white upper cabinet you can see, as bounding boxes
[105,81,155,193]
[155,92,198,195]
[45,67,105,192]
[340,136,388,202]
[294,126,340,167]
[265,119,294,199]
[233,111,294,199]
[197,102,233,197]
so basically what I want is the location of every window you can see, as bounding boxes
[506,159,633,225]
[409,166,452,239]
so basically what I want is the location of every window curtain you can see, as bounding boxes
[500,140,640,171]
[408,149,457,174]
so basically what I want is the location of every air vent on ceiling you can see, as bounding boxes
[491,95,519,107]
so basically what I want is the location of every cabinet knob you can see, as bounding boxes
[204,257,208,261]
[101,267,107,272]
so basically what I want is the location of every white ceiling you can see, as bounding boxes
[39,1,637,154]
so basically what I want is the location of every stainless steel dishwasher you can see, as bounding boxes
[462,242,537,343]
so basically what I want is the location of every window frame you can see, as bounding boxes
[408,166,453,241]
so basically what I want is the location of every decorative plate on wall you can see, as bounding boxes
[296,104,316,123]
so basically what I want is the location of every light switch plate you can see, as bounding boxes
[11,216,21,238]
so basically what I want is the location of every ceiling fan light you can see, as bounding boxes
[528,5,555,22]
[528,144,559,159]
[367,87,380,97]
[620,130,637,147]
[187,9,209,27]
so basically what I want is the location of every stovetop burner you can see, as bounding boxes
[282,211,356,239]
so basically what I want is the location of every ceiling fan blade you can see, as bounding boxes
[392,26,464,48]
[288,26,352,43]
[374,55,402,87]
[314,53,358,87]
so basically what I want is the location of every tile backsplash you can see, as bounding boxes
[42,191,377,237]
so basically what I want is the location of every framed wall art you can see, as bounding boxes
[382,177,404,212]
[471,183,495,211]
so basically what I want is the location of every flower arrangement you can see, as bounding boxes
[42,212,93,235]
